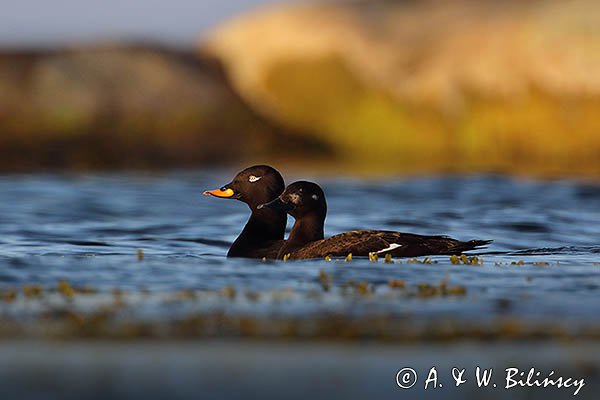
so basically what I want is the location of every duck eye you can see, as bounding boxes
[248,175,261,182]
[311,194,319,200]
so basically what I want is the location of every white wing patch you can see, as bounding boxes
[248,175,261,182]
[375,243,403,254]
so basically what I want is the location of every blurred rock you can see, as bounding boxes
[203,0,600,176]
[0,44,329,170]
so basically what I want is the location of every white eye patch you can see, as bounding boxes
[248,175,261,182]
[311,194,319,200]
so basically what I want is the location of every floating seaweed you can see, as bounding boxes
[22,285,43,298]
[450,254,482,265]
[221,286,237,299]
[388,279,405,289]
[318,269,331,292]
[57,280,75,299]
[245,291,260,302]
[1,290,16,303]
[342,280,372,296]
[416,278,467,298]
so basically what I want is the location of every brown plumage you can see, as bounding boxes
[259,181,491,260]
[282,230,491,260]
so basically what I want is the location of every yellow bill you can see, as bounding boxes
[202,188,235,198]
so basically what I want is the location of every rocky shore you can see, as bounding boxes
[203,0,600,176]
[0,44,327,170]
[2,0,600,176]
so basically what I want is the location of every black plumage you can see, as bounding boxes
[260,181,491,260]
[203,165,286,258]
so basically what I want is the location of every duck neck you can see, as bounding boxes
[228,207,287,257]
[280,212,325,256]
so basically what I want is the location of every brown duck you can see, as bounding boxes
[203,165,286,258]
[259,181,491,260]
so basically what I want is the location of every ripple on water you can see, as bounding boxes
[0,172,598,325]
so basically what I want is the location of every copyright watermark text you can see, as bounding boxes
[395,367,585,396]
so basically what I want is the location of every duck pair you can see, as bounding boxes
[203,165,491,260]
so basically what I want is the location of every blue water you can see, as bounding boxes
[1,171,600,399]
[0,171,599,324]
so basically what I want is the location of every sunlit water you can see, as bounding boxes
[1,171,600,399]
[0,171,599,323]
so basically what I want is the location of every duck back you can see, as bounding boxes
[284,230,491,260]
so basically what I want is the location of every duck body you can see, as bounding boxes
[229,238,284,259]
[281,230,491,260]
[227,208,286,258]
[203,165,287,259]
[260,181,491,260]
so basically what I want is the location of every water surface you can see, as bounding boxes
[1,171,600,398]
[0,171,599,325]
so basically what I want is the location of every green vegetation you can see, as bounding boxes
[262,56,600,176]
[204,0,600,177]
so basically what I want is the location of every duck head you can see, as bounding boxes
[258,180,327,220]
[203,165,285,209]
